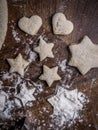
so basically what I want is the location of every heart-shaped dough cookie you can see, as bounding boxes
[18,15,42,35]
[52,13,74,35]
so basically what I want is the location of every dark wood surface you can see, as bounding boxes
[0,0,98,129]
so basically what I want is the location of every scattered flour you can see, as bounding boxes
[59,1,67,12]
[62,84,70,89]
[12,29,21,43]
[48,86,88,126]
[0,72,36,119]
[0,81,3,89]
[28,39,34,45]
[32,81,44,94]
[10,23,21,43]
[28,50,37,63]
[0,91,7,112]
[59,59,67,72]
[2,72,14,80]
[25,47,37,63]
[58,59,74,88]
[0,101,12,120]
[16,86,35,106]
[2,72,23,92]
[0,91,13,120]
[38,35,48,42]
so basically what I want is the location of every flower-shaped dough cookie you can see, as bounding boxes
[69,36,98,75]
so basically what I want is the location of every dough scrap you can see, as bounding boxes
[18,15,42,35]
[7,53,29,77]
[52,13,73,35]
[34,37,54,61]
[39,65,61,86]
[0,0,8,50]
[68,36,98,75]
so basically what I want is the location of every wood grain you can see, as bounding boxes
[0,0,98,129]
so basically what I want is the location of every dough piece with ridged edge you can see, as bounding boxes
[0,0,8,50]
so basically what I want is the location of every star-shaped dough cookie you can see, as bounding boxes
[7,53,29,77]
[39,65,61,86]
[34,38,54,61]
[68,36,98,75]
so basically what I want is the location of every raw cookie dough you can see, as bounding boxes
[68,36,98,75]
[34,37,54,61]
[0,0,8,50]
[52,13,74,35]
[39,65,61,86]
[18,15,42,35]
[7,53,29,77]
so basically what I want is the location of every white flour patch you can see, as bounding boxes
[28,51,37,63]
[0,100,13,120]
[0,91,7,112]
[0,72,36,119]
[32,81,44,95]
[28,39,34,45]
[60,67,74,88]
[2,72,23,92]
[38,35,48,42]
[0,81,3,89]
[25,47,37,63]
[12,29,21,43]
[59,59,67,72]
[62,84,70,89]
[48,86,88,126]
[16,85,35,106]
[2,72,13,80]
[10,24,21,43]
[0,91,13,120]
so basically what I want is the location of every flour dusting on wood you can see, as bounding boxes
[12,29,21,43]
[59,59,67,72]
[0,72,36,119]
[48,86,89,126]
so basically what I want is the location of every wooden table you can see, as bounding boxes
[0,0,98,129]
